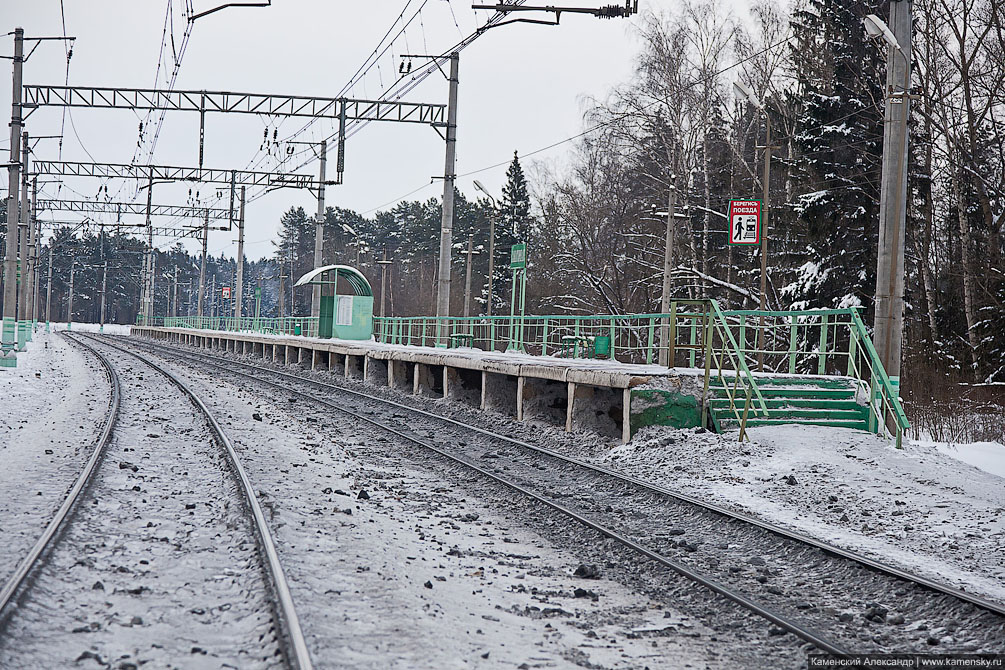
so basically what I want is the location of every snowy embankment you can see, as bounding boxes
[603,424,1005,603]
[0,330,108,586]
[51,322,132,336]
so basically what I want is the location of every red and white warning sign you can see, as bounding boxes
[222,286,232,299]
[728,200,761,246]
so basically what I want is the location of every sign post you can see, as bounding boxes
[254,286,262,331]
[727,200,761,246]
[508,243,527,352]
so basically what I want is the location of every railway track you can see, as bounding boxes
[0,333,313,670]
[122,333,1005,657]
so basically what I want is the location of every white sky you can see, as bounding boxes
[2,0,751,260]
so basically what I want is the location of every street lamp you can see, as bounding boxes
[473,179,498,318]
[733,79,774,370]
[376,249,393,319]
[863,14,901,51]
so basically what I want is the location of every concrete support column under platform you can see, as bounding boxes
[622,387,632,444]
[566,382,596,433]
[443,367,461,399]
[517,377,525,421]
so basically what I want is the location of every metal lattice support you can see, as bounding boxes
[36,199,235,220]
[22,86,446,125]
[32,161,324,190]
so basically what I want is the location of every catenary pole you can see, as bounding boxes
[311,141,327,320]
[235,185,246,319]
[45,241,53,332]
[873,0,912,385]
[2,28,23,366]
[99,222,107,332]
[29,176,38,325]
[198,209,208,317]
[67,257,75,329]
[17,130,29,346]
[435,52,460,343]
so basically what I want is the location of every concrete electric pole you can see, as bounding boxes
[198,209,209,318]
[235,185,246,320]
[67,258,75,329]
[435,52,460,343]
[17,130,29,348]
[311,141,327,320]
[869,3,912,386]
[2,28,23,367]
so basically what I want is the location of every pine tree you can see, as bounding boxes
[499,151,534,244]
[784,0,886,312]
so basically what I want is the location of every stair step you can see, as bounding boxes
[753,376,858,390]
[718,418,870,430]
[710,386,858,400]
[722,408,867,421]
[709,397,864,411]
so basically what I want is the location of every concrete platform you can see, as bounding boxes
[132,327,706,442]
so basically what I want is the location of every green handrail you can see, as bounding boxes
[848,309,910,445]
[709,300,768,414]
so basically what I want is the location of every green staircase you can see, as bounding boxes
[709,374,870,432]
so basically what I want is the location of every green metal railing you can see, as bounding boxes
[139,315,320,338]
[373,301,722,367]
[714,306,909,447]
[136,301,908,445]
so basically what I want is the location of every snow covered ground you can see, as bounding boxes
[604,424,1005,603]
[0,329,109,586]
[921,440,1005,479]
[51,322,132,336]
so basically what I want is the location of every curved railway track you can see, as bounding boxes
[122,333,1005,657]
[0,333,314,670]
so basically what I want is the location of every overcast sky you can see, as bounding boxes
[2,0,752,261]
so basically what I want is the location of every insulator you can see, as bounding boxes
[399,62,405,74]
[273,129,278,141]
[264,128,269,140]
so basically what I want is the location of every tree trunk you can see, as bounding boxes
[954,174,982,378]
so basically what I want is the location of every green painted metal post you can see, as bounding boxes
[788,315,798,374]
[542,318,549,356]
[847,330,858,377]
[646,317,655,365]
[738,314,747,367]
[609,318,616,361]
[668,302,678,367]
[818,315,829,375]
[688,318,697,368]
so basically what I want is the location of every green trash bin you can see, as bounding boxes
[592,335,611,359]
[294,324,302,336]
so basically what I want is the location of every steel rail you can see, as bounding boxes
[0,333,121,627]
[134,335,1005,620]
[76,334,313,670]
[119,335,849,656]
